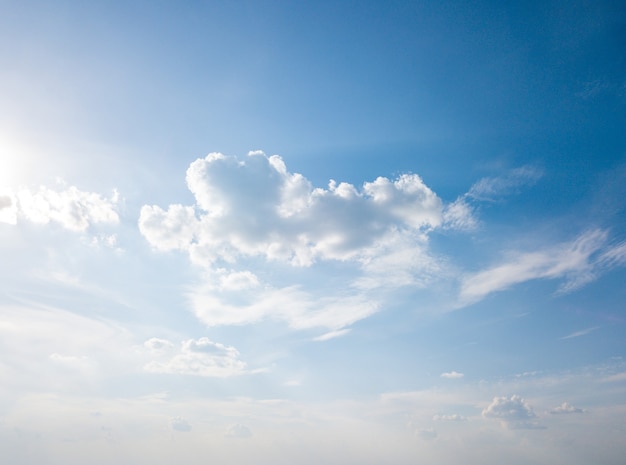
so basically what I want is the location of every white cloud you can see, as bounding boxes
[441,371,464,379]
[138,151,464,333]
[1,184,120,231]
[442,197,478,230]
[313,329,351,341]
[549,402,584,414]
[560,326,600,340]
[144,337,247,378]
[433,414,467,421]
[467,166,542,202]
[139,151,445,267]
[225,423,252,438]
[352,230,445,290]
[218,270,260,291]
[482,395,542,429]
[138,204,198,251]
[189,284,379,332]
[598,240,626,268]
[459,229,625,305]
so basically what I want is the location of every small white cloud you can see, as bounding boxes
[313,328,351,341]
[225,423,252,438]
[482,395,542,429]
[433,414,467,421]
[560,326,600,340]
[219,271,260,291]
[441,371,464,379]
[144,337,247,378]
[171,416,192,432]
[467,166,542,202]
[549,402,584,414]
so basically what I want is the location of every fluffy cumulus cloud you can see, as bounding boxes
[143,337,247,377]
[139,151,444,267]
[0,183,120,231]
[459,229,626,305]
[138,151,466,335]
[482,395,542,429]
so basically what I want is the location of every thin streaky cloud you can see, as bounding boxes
[560,326,600,340]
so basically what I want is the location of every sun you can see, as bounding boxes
[0,132,35,188]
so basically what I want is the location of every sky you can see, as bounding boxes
[1,0,626,463]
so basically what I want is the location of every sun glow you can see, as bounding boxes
[0,133,36,187]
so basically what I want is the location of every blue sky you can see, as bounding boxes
[1,1,626,463]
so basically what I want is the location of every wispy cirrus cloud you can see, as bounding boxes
[459,229,626,306]
[467,166,543,202]
[560,326,600,340]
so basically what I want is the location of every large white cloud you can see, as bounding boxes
[138,151,459,335]
[139,151,444,267]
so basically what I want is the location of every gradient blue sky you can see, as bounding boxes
[1,1,626,464]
